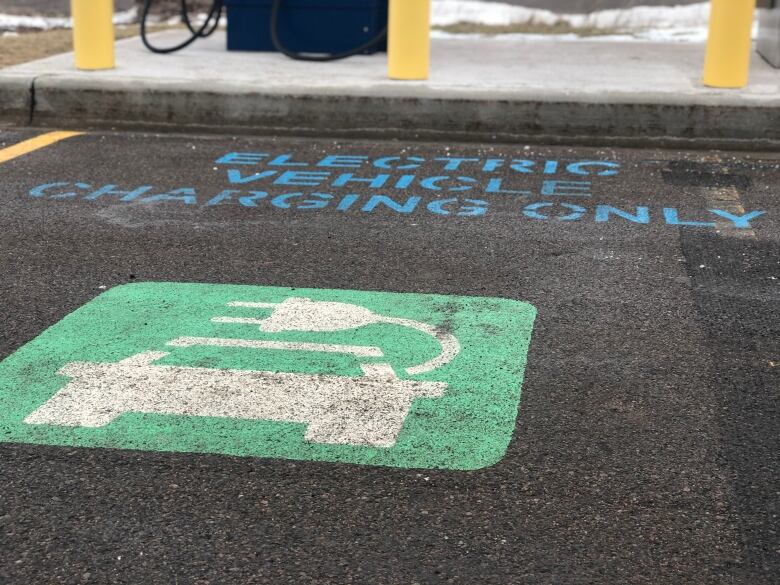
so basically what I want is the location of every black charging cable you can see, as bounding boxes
[141,0,225,54]
[140,0,386,60]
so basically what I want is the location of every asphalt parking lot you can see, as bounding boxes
[0,128,777,584]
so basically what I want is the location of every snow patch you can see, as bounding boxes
[0,8,138,32]
[431,1,759,43]
[431,0,712,30]
[0,2,731,44]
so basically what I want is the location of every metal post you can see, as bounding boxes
[388,0,431,80]
[703,0,756,88]
[71,0,115,70]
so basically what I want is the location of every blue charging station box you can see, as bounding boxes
[225,0,388,54]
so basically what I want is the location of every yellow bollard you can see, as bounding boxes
[388,0,431,80]
[71,0,115,70]
[703,0,756,88]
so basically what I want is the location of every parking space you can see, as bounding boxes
[0,128,777,584]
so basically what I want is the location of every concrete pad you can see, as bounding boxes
[2,31,779,143]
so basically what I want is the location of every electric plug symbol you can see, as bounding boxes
[255,297,382,333]
[213,297,460,375]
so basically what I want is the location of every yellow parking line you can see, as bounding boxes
[0,131,85,164]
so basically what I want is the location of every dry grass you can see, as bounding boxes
[0,25,172,69]
[434,22,620,37]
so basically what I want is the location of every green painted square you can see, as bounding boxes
[0,283,536,470]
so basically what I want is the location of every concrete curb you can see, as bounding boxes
[2,32,779,147]
[13,75,777,147]
[0,74,33,126]
[2,32,779,146]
